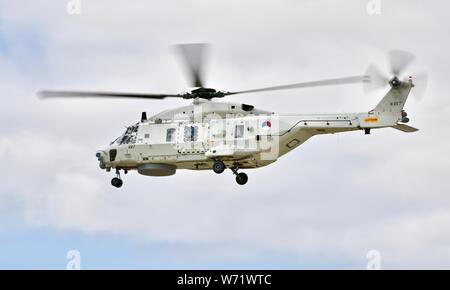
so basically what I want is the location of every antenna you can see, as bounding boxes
[141,112,147,122]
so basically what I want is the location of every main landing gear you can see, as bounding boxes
[213,160,226,174]
[233,170,248,185]
[111,169,126,188]
[213,160,248,185]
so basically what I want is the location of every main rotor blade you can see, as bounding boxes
[38,90,184,100]
[224,75,369,96]
[388,50,416,76]
[174,43,209,88]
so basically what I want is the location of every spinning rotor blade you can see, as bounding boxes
[411,72,428,101]
[38,90,184,100]
[224,75,369,96]
[363,64,390,94]
[363,50,427,100]
[175,43,209,88]
[39,46,425,102]
[388,50,415,76]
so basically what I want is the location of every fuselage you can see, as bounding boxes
[96,98,380,175]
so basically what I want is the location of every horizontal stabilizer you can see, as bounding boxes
[392,124,419,133]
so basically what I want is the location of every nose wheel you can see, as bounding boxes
[111,177,123,188]
[111,169,123,188]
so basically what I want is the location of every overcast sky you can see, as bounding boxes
[0,0,449,269]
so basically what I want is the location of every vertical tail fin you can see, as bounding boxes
[364,78,414,127]
[372,79,414,118]
[373,78,413,114]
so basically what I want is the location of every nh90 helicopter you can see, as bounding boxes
[39,45,426,187]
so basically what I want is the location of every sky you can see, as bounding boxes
[0,0,449,269]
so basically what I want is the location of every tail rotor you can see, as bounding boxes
[364,50,427,101]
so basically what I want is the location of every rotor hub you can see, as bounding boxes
[186,87,226,100]
[389,77,401,88]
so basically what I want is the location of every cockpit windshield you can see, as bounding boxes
[110,123,139,145]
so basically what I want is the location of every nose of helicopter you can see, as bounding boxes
[96,150,107,170]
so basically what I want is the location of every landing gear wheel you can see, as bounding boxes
[213,160,226,174]
[235,172,248,185]
[111,177,123,188]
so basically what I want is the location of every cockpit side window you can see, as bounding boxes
[111,123,139,145]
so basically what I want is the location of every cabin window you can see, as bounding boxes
[184,126,198,142]
[235,125,244,138]
[166,128,176,142]
[144,134,150,139]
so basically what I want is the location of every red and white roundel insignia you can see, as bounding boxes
[262,120,271,130]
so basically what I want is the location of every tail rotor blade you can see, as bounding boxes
[364,64,389,94]
[174,43,209,88]
[411,72,428,101]
[388,50,416,76]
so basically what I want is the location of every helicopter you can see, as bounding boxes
[39,44,426,187]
